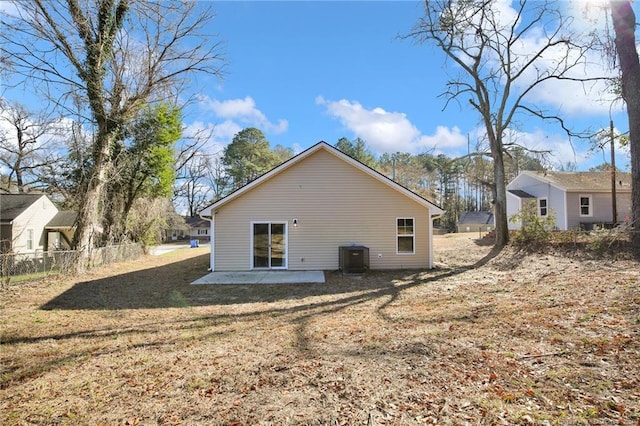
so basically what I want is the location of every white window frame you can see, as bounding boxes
[26,228,34,251]
[396,217,415,255]
[579,195,592,217]
[249,221,288,270]
[538,198,548,217]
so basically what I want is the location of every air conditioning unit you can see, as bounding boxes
[339,245,369,274]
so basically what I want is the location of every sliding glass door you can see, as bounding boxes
[252,222,287,269]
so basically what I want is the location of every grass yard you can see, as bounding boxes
[1,235,639,425]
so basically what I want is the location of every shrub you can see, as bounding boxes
[509,201,556,244]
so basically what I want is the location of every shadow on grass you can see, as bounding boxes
[41,244,502,311]
[0,246,503,388]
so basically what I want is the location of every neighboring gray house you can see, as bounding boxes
[199,142,444,272]
[506,171,632,230]
[456,211,494,233]
[186,216,210,241]
[1,194,60,253]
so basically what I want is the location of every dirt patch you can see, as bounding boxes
[1,237,639,425]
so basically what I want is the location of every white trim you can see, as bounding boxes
[200,142,444,217]
[428,215,434,269]
[579,194,593,217]
[210,217,215,271]
[538,197,548,217]
[26,228,34,251]
[396,217,415,255]
[250,221,288,270]
[563,190,568,230]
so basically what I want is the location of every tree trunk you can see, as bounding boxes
[72,133,114,273]
[492,142,509,248]
[610,1,640,245]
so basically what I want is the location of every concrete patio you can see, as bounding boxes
[191,270,326,285]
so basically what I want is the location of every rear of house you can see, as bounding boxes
[200,142,443,272]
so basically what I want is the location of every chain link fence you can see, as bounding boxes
[1,243,144,287]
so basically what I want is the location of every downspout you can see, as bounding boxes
[198,212,214,272]
[429,209,442,269]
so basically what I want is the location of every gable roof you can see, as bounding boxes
[200,141,444,216]
[521,171,632,192]
[0,194,48,224]
[458,211,494,225]
[185,216,209,228]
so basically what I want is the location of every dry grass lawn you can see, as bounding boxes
[1,235,639,425]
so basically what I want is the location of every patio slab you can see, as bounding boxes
[191,270,325,285]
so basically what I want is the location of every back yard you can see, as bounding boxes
[1,235,639,425]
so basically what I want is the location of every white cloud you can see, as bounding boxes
[198,95,288,135]
[182,121,226,156]
[0,1,21,17]
[316,96,467,155]
[448,0,619,118]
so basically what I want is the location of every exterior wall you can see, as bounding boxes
[506,192,523,230]
[507,174,567,229]
[565,192,625,229]
[457,224,493,233]
[616,192,632,223]
[189,227,210,241]
[212,149,432,271]
[1,224,12,252]
[10,196,59,254]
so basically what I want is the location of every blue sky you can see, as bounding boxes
[184,0,633,171]
[0,1,635,172]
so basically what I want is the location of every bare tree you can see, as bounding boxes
[409,0,599,247]
[175,152,216,218]
[0,100,64,192]
[610,0,640,244]
[1,1,224,271]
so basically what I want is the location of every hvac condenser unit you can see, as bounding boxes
[339,245,369,274]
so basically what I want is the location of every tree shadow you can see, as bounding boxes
[41,244,501,312]
[1,244,504,388]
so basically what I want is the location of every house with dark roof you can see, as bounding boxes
[456,211,494,233]
[506,171,632,230]
[0,194,77,253]
[1,194,59,253]
[186,216,210,241]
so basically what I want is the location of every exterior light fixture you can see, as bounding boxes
[293,219,298,227]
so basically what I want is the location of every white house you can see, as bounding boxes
[199,142,444,272]
[0,194,60,253]
[506,171,632,230]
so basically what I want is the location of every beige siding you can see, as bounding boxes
[213,149,432,271]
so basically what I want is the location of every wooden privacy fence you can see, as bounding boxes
[0,243,144,286]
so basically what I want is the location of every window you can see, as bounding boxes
[579,195,592,217]
[198,229,208,235]
[26,228,34,251]
[396,218,415,254]
[538,198,548,217]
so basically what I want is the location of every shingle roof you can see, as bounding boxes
[0,194,47,223]
[458,211,494,225]
[508,189,536,198]
[524,171,632,192]
[185,216,209,228]
[46,211,77,228]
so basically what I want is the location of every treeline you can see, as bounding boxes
[201,128,545,232]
